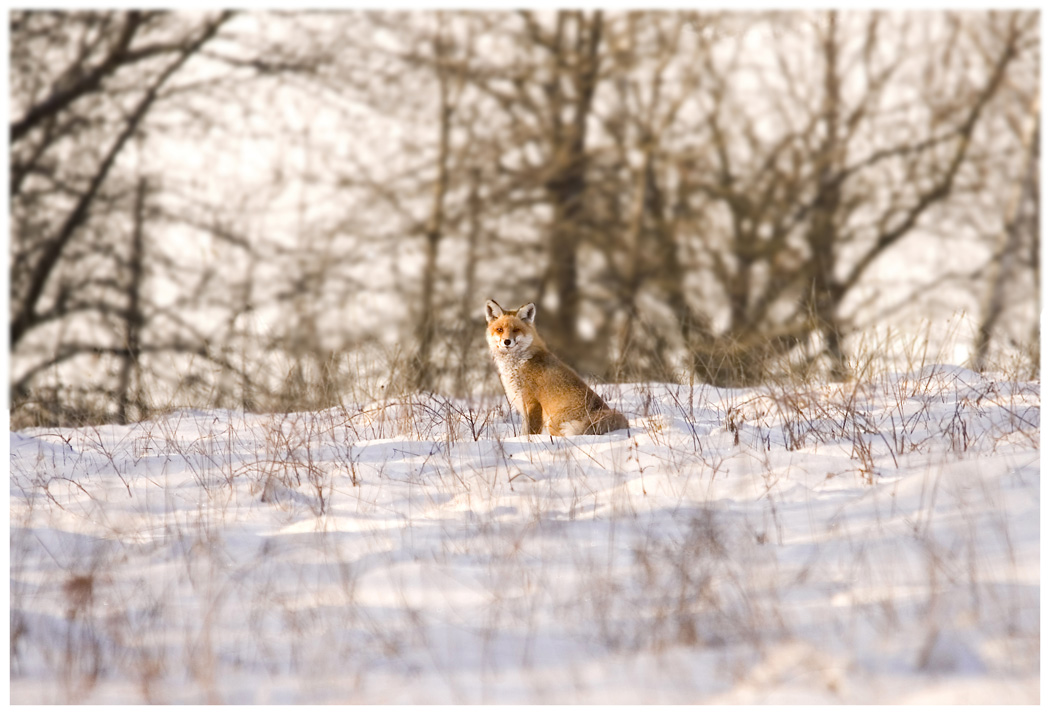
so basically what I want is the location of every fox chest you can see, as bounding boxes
[491,355,533,412]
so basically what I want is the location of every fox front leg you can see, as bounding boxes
[524,400,544,436]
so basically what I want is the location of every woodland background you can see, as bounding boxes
[8,10,1041,428]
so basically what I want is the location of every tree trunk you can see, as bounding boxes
[973,95,1040,372]
[541,11,603,363]
[117,177,147,425]
[615,145,651,373]
[411,19,454,392]
[455,167,482,396]
[808,11,848,380]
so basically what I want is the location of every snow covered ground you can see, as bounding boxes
[8,365,1039,704]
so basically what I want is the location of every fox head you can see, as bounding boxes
[485,299,539,355]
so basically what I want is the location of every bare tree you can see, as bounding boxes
[595,12,704,380]
[972,36,1041,374]
[410,13,463,392]
[10,11,232,351]
[663,10,1033,384]
[464,11,606,366]
[9,11,240,423]
[529,11,604,362]
[9,10,1039,426]
[115,177,147,424]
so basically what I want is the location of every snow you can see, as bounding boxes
[8,365,1039,704]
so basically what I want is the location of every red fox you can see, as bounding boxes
[485,299,629,437]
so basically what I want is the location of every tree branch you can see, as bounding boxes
[10,12,144,143]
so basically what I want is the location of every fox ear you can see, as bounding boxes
[516,302,537,325]
[484,299,504,323]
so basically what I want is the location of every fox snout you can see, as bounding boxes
[496,328,524,348]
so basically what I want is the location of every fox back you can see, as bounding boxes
[485,299,628,437]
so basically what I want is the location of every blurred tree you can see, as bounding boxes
[464,11,606,368]
[597,12,706,381]
[528,10,604,362]
[662,10,1034,384]
[10,11,231,350]
[409,12,462,393]
[9,11,238,423]
[8,10,1039,427]
[115,177,147,425]
[805,11,1029,378]
[973,96,1039,373]
[970,13,1041,373]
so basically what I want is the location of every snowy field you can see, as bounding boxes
[8,365,1040,704]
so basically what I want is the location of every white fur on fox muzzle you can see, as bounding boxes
[491,332,531,352]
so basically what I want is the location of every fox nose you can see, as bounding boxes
[503,338,512,346]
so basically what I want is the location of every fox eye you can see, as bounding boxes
[495,327,503,333]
